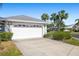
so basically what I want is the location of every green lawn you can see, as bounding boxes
[65,38,79,46]
[0,41,22,56]
[71,32,79,34]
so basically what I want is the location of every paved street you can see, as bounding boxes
[72,34,79,38]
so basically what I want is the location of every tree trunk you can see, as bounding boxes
[58,19,62,31]
[57,20,60,31]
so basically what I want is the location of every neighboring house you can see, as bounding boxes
[73,24,79,31]
[0,15,47,40]
[47,26,58,31]
[65,24,73,29]
[47,24,74,31]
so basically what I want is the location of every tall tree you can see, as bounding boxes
[57,10,68,31]
[41,13,49,21]
[50,13,57,25]
[50,13,60,30]
[58,10,68,20]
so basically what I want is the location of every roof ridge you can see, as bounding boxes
[5,15,40,20]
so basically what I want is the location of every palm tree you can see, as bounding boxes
[50,10,68,31]
[58,10,68,19]
[41,13,49,22]
[50,13,57,24]
[58,10,68,31]
[50,13,60,31]
[75,19,79,25]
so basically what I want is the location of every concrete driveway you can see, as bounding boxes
[14,38,79,56]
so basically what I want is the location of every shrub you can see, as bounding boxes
[0,33,3,41]
[44,31,54,38]
[52,31,71,40]
[44,31,72,40]
[60,28,65,31]
[0,32,13,41]
[53,31,64,40]
[44,34,49,38]
[63,32,71,39]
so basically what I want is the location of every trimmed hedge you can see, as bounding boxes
[53,31,64,40]
[63,32,71,39]
[0,32,13,41]
[44,31,71,40]
[53,31,71,40]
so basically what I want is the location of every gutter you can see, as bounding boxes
[6,19,48,24]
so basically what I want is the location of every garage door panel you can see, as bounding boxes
[11,27,43,40]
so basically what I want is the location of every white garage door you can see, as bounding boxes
[11,25,43,40]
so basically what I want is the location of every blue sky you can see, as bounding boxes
[0,3,79,25]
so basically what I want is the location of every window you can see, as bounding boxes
[14,24,21,27]
[25,25,29,27]
[14,24,42,28]
[23,25,26,27]
[33,25,36,27]
[37,25,39,27]
[14,25,18,27]
[30,25,33,27]
[18,25,21,27]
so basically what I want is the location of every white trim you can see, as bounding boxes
[6,19,47,24]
